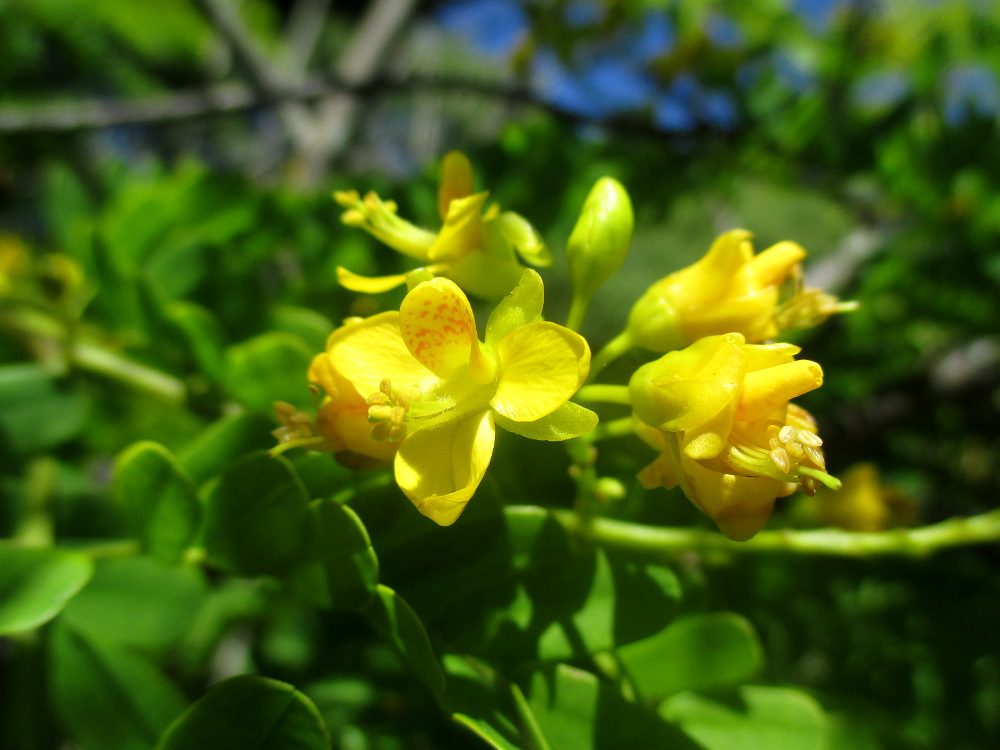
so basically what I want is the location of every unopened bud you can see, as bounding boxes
[567,177,634,303]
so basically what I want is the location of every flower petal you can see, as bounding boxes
[438,151,475,220]
[395,410,495,526]
[739,360,823,422]
[428,192,487,262]
[494,400,598,441]
[324,312,437,400]
[491,322,590,422]
[399,278,480,378]
[336,266,409,293]
[743,241,805,288]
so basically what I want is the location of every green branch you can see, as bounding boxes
[1,307,186,404]
[546,507,1000,560]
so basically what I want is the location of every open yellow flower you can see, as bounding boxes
[334,151,552,299]
[306,270,594,525]
[625,229,855,352]
[630,332,839,541]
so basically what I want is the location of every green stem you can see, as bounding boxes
[588,331,633,381]
[545,507,1000,561]
[565,292,592,333]
[575,384,631,405]
[591,416,635,441]
[1,306,186,404]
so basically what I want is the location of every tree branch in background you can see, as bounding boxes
[282,0,334,78]
[309,0,419,175]
[192,0,315,152]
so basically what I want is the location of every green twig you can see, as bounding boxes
[1,307,186,404]
[588,331,633,381]
[545,507,1000,561]
[575,384,631,405]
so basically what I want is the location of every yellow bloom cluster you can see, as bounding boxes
[276,152,854,539]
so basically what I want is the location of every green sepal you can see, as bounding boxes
[498,211,552,267]
[485,268,545,348]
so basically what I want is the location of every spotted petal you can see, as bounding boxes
[395,410,495,526]
[491,322,590,422]
[399,278,480,378]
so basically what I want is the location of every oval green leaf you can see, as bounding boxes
[224,332,314,412]
[50,621,189,750]
[365,584,446,697]
[661,686,827,750]
[0,545,93,635]
[616,613,763,701]
[156,675,329,750]
[113,441,201,564]
[310,499,379,609]
[202,452,312,576]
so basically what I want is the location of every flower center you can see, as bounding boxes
[718,418,839,495]
[366,378,457,442]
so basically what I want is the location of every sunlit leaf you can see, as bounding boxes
[0,545,92,635]
[156,675,329,750]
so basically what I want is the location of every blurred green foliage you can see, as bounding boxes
[2,1,999,749]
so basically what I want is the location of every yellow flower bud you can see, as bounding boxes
[625,230,853,351]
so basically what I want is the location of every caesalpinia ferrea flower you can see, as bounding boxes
[334,151,552,299]
[287,270,595,525]
[629,332,840,541]
[624,229,855,352]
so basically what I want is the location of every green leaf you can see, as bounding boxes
[494,401,599,441]
[156,675,329,750]
[485,268,544,348]
[50,621,188,750]
[0,545,92,635]
[113,442,201,564]
[0,365,89,455]
[444,655,522,750]
[176,412,275,485]
[524,663,700,750]
[224,332,314,412]
[60,556,206,655]
[202,452,312,576]
[616,613,763,701]
[660,686,828,750]
[365,584,446,696]
[373,505,681,664]
[166,301,226,382]
[309,499,379,609]
[271,305,334,353]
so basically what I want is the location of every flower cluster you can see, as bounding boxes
[275,152,854,538]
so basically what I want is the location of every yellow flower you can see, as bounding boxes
[629,332,839,541]
[334,151,552,299]
[625,229,855,351]
[306,270,594,525]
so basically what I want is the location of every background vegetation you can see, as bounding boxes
[2,1,999,748]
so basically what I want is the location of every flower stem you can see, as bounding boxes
[588,331,633,381]
[545,507,1000,561]
[575,384,631,405]
[1,306,186,404]
[565,293,591,333]
[591,416,635,441]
